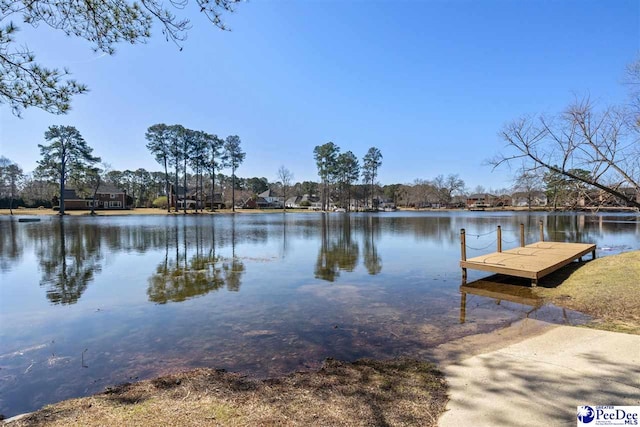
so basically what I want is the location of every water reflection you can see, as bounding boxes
[362,216,382,275]
[36,220,102,305]
[0,212,635,307]
[315,215,360,282]
[0,219,21,272]
[148,220,244,303]
[459,276,544,324]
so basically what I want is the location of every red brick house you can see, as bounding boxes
[58,185,130,210]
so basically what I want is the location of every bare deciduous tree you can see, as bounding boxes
[277,165,293,211]
[512,167,543,209]
[491,97,640,209]
[432,174,465,207]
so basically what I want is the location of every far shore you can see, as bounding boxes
[1,205,638,217]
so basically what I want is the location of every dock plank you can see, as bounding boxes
[460,241,596,284]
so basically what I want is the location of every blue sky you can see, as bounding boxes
[1,0,638,190]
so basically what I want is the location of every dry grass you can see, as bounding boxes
[535,251,640,334]
[7,359,447,426]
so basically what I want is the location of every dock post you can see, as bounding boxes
[460,229,467,282]
[539,220,544,242]
[520,223,525,247]
[497,225,502,252]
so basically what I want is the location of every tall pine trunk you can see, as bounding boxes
[164,157,170,213]
[231,166,236,212]
[183,157,187,214]
[210,168,216,211]
[90,175,100,215]
[59,163,66,215]
[174,163,179,213]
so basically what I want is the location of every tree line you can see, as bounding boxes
[313,142,382,211]
[145,123,245,212]
[2,110,637,214]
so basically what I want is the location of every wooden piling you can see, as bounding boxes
[460,229,467,282]
[497,225,502,252]
[520,223,525,247]
[539,220,544,242]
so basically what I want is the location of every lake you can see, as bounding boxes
[1,211,638,417]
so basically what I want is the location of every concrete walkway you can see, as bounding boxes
[433,319,640,427]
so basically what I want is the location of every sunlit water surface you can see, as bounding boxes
[1,211,638,417]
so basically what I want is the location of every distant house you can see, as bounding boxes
[177,198,198,209]
[168,185,225,210]
[512,191,548,207]
[285,196,300,208]
[257,189,284,208]
[241,190,284,209]
[348,198,364,211]
[590,187,639,207]
[285,194,319,208]
[60,185,130,210]
[242,196,268,209]
[466,193,498,208]
[374,197,396,211]
[207,193,225,210]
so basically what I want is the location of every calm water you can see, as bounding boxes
[1,211,638,416]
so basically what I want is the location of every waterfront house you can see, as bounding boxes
[466,193,498,208]
[59,185,130,210]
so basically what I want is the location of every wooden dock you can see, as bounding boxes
[460,223,596,286]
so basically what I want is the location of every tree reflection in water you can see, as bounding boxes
[362,216,382,275]
[37,219,102,305]
[147,218,245,303]
[315,214,360,282]
[0,219,22,272]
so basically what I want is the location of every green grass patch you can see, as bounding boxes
[535,250,640,334]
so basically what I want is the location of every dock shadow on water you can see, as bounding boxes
[0,212,637,418]
[459,274,590,325]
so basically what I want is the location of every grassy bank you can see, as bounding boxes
[6,359,447,426]
[534,250,640,334]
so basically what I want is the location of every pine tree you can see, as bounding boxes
[36,125,100,215]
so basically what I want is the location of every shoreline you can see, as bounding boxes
[1,318,550,425]
[1,206,638,217]
[5,316,638,426]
